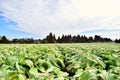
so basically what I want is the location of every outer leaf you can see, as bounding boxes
[25,59,33,67]
[29,67,39,79]
[18,74,26,80]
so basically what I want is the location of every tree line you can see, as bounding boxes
[42,33,112,43]
[0,33,119,43]
[115,39,120,43]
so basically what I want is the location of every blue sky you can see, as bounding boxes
[0,0,120,40]
[0,15,39,39]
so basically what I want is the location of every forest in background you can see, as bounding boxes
[0,33,120,44]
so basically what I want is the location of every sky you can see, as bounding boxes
[0,0,120,40]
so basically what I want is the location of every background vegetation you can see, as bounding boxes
[1,33,119,44]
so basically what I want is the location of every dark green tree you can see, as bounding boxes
[12,38,19,43]
[89,36,94,42]
[42,33,56,43]
[57,36,61,43]
[0,36,9,43]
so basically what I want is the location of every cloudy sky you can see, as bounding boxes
[0,0,120,39]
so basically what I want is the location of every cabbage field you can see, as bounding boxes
[0,43,120,80]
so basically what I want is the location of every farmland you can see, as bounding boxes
[0,43,120,80]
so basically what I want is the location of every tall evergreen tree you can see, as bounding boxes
[89,36,94,42]
[0,36,9,43]
[42,33,56,43]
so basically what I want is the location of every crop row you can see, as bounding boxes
[0,43,120,80]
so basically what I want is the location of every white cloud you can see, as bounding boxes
[0,0,120,38]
